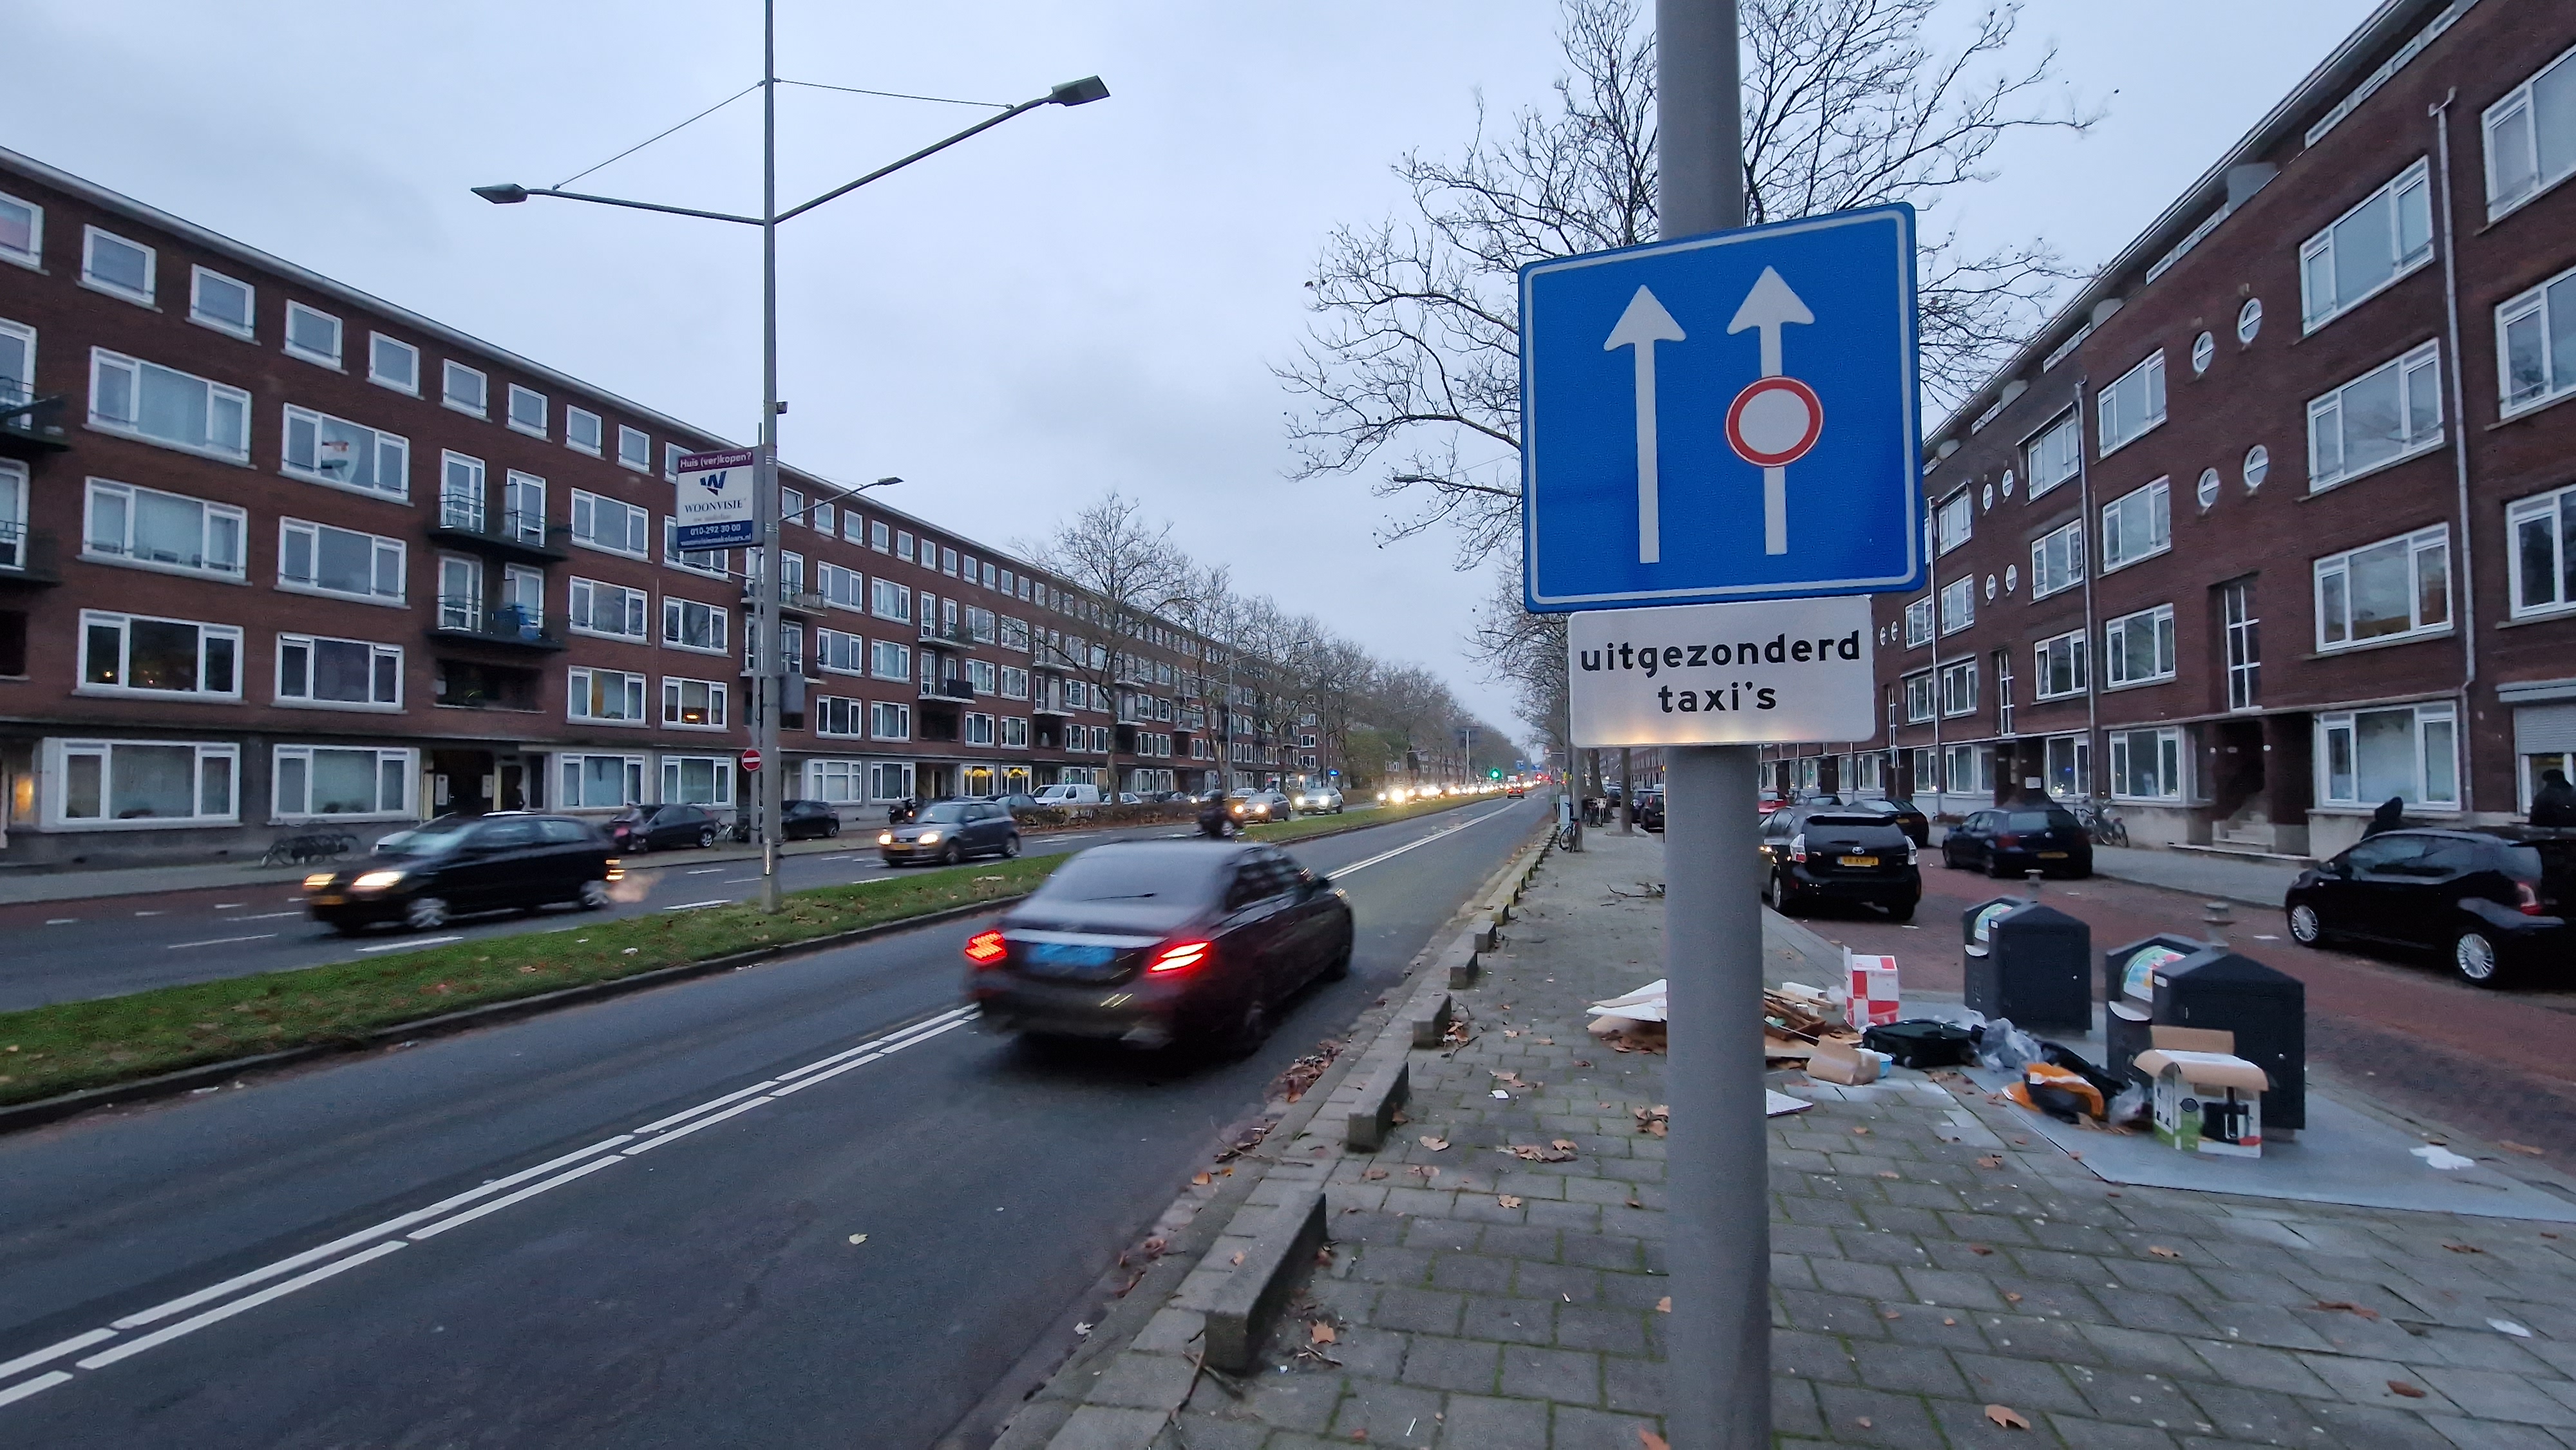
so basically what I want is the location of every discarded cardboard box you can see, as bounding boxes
[2134,1046,2269,1158]
[1845,952,1900,1029]
[1805,1039,1881,1086]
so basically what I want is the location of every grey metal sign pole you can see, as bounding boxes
[753,0,786,913]
[1653,1,1766,1445]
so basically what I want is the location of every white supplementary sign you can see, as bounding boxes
[1567,596,1876,747]
[674,448,759,551]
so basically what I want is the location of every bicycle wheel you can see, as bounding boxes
[2107,820,2130,848]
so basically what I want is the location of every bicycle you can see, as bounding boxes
[259,831,358,869]
[2067,796,2129,848]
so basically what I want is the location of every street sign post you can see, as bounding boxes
[1520,205,1921,612]
[675,448,759,551]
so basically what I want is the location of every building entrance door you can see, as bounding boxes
[431,749,497,816]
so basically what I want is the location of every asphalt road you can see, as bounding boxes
[0,812,1381,1012]
[0,793,1548,1448]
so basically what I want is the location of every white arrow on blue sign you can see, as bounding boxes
[1520,203,1922,612]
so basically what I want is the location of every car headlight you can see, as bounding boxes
[303,872,336,890]
[878,833,895,845]
[918,831,943,845]
[352,869,406,892]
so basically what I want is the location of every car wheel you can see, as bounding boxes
[1224,995,1274,1057]
[1984,852,2007,879]
[1001,833,1021,859]
[578,879,610,910]
[2287,903,2325,947]
[404,896,450,932]
[942,840,964,866]
[1220,818,1238,838]
[1320,932,1353,981]
[1766,870,1799,916]
[2453,928,2512,988]
[698,826,718,849]
[630,836,650,854]
[825,819,840,838]
[1884,898,1917,924]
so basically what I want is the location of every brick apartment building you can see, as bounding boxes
[0,146,1302,867]
[1765,0,2576,862]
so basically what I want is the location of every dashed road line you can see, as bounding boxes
[355,935,464,954]
[166,934,279,951]
[43,918,76,927]
[661,898,730,912]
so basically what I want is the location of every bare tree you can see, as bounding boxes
[1468,566,1571,768]
[1279,0,2092,563]
[1030,491,1206,794]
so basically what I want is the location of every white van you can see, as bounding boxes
[1030,783,1101,807]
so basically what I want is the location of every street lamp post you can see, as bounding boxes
[475,4,1104,912]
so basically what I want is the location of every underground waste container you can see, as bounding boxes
[2151,946,2306,1131]
[2103,933,2211,1085]
[1965,902,2092,1033]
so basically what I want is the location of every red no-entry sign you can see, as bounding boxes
[1724,374,1824,467]
[738,748,762,773]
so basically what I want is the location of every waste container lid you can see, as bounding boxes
[2159,946,2304,994]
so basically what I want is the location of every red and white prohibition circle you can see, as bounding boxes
[1724,375,1824,467]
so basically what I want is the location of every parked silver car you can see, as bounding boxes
[1295,786,1345,815]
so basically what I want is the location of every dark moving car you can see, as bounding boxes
[1853,796,1931,846]
[305,813,616,932]
[1940,805,2094,878]
[879,799,1020,865]
[1758,803,1922,921]
[778,799,842,840]
[609,802,722,852]
[2285,827,2572,986]
[963,841,1354,1051]
[1634,787,1665,833]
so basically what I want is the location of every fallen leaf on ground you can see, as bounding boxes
[2315,1300,2381,1320]
[1656,1297,1671,1313]
[1636,1430,1669,1450]
[1535,1038,1555,1046]
[2443,1242,2484,1254]
[1876,1171,1900,1180]
[2502,1140,2546,1155]
[1230,1252,1245,1266]
[1984,1404,2030,1429]
[1625,1194,1644,1209]
[1361,1167,1388,1181]
[2148,1245,2181,1259]
[1851,1125,1871,1136]
[1499,1194,1524,1209]
[1420,1136,1450,1151]
[1410,1166,1441,1182]
[1969,1245,1994,1256]
[846,1234,867,1245]
[1943,1317,1956,1326]
[1856,1417,1873,1428]
[2387,1380,2427,1398]
[1389,1109,1408,1124]
[1881,1309,1901,1321]
[2003,1292,2023,1304]
[1976,1156,2006,1169]
[1311,1323,1337,1344]
[1192,1172,1213,1186]
[1552,1138,1579,1153]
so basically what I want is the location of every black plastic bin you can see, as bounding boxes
[2152,946,2306,1131]
[1964,902,2092,1033]
[2103,934,2211,1084]
[1962,896,2024,954]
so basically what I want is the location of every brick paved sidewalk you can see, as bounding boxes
[1034,827,2576,1449]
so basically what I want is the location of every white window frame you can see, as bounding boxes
[661,596,731,656]
[870,576,913,623]
[2096,350,2166,457]
[1001,716,1030,748]
[568,666,650,726]
[282,301,343,370]
[81,477,245,580]
[2496,261,2576,418]
[0,190,40,270]
[80,227,155,305]
[558,753,647,810]
[806,758,867,804]
[1938,657,1978,718]
[2299,159,2434,332]
[507,383,547,438]
[281,404,410,500]
[272,744,414,821]
[1938,575,1974,636]
[88,348,251,463]
[0,317,30,411]
[45,738,239,830]
[2102,603,2177,688]
[2030,517,2084,600]
[2507,481,2576,618]
[2032,629,2088,701]
[277,518,406,606]
[2318,703,2459,809]
[189,267,256,339]
[442,360,488,417]
[2315,524,2452,651]
[661,440,686,480]
[1903,595,1933,648]
[2023,410,2081,498]
[965,712,996,746]
[816,626,867,676]
[565,406,603,456]
[1936,490,1973,554]
[2099,477,2172,573]
[813,695,867,739]
[275,634,404,711]
[2482,42,2576,222]
[660,677,730,730]
[570,488,650,558]
[77,609,243,700]
[870,639,912,681]
[661,515,728,578]
[368,334,419,395]
[1902,670,1935,724]
[659,754,737,807]
[2108,726,2186,803]
[2307,341,2443,491]
[567,576,649,641]
[818,559,866,612]
[870,701,913,741]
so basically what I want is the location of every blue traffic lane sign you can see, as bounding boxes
[1520,203,1922,612]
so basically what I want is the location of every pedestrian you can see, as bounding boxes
[2362,795,2407,838]
[2533,767,2576,827]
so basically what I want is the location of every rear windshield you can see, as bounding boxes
[2503,845,2546,881]
[1803,814,1889,829]
[2007,811,2081,832]
[1035,850,1229,905]
[915,802,972,823]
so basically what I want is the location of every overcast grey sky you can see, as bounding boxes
[5,0,2378,746]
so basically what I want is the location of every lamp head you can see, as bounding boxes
[873,475,903,488]
[471,184,531,205]
[1048,77,1110,107]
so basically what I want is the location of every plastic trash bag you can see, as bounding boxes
[2107,1083,2150,1127]
[1975,1017,2042,1072]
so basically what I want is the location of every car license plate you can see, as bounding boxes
[1839,855,1879,868]
[1029,942,1113,967]
[2038,851,2070,860]
[310,894,344,906]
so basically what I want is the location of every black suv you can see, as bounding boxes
[779,799,842,840]
[2285,827,2572,986]
[305,814,616,933]
[1759,804,1922,921]
[608,802,723,852]
[1941,805,2094,878]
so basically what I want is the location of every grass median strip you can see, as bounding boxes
[0,855,1063,1110]
[1242,790,1493,845]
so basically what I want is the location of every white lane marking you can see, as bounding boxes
[406,1158,625,1241]
[44,918,76,927]
[214,903,246,910]
[167,934,278,951]
[775,1006,976,1081]
[687,867,723,875]
[770,1053,882,1097]
[634,1079,780,1135]
[0,1329,115,1381]
[661,899,730,912]
[77,1243,408,1370]
[133,911,164,918]
[817,854,853,862]
[112,1136,636,1331]
[723,876,764,884]
[618,1097,772,1156]
[238,910,302,921]
[356,935,464,954]
[0,1372,71,1408]
[1329,806,1515,878]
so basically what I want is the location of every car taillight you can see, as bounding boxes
[1148,939,1213,974]
[1996,834,2020,849]
[963,929,1007,966]
[1789,833,1807,863]
[2516,881,2546,917]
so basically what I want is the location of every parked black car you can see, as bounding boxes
[2285,827,2572,986]
[305,814,616,932]
[964,841,1354,1051]
[1758,804,1922,921]
[1940,805,2094,878]
[778,799,842,840]
[879,798,1020,865]
[997,793,1043,816]
[608,802,722,852]
[1852,796,1930,846]
[1634,786,1665,833]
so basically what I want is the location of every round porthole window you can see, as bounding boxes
[2244,443,2270,491]
[2237,297,2263,344]
[2005,564,2019,593]
[2001,469,2016,498]
[2197,467,2221,510]
[2192,331,2215,375]
[1982,483,1995,511]
[1984,574,1998,601]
